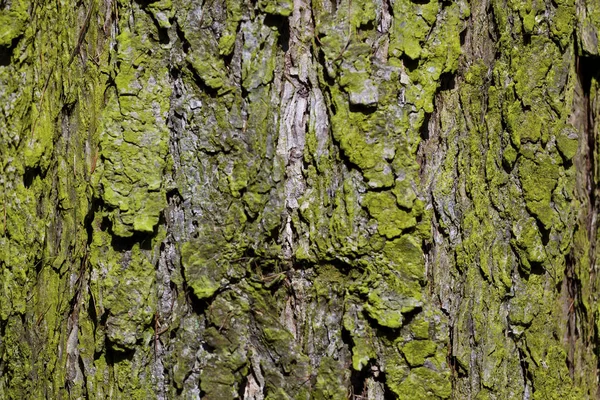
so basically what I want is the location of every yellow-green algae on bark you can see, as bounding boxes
[0,0,600,398]
[422,0,600,397]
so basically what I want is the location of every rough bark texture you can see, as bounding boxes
[1,0,600,398]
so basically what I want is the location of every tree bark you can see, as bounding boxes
[1,0,599,398]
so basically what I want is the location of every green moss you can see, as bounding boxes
[519,111,542,142]
[511,216,546,273]
[503,144,518,167]
[219,34,236,55]
[401,340,437,367]
[181,241,227,300]
[350,336,377,371]
[241,21,278,90]
[147,0,175,28]
[363,191,417,239]
[228,160,250,197]
[508,285,542,327]
[96,15,171,237]
[188,52,226,89]
[312,357,349,399]
[523,317,584,399]
[410,317,430,340]
[361,270,423,328]
[555,125,579,160]
[91,230,157,350]
[364,300,404,329]
[176,7,229,90]
[243,190,266,217]
[388,0,432,60]
[258,0,293,16]
[218,0,243,55]
[392,178,417,209]
[519,155,560,229]
[200,367,238,399]
[382,235,426,281]
[0,0,28,47]
[392,366,452,399]
[511,36,560,107]
[521,10,536,34]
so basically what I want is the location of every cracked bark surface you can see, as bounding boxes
[1,0,600,398]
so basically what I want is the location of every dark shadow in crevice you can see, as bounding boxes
[487,1,500,44]
[439,71,456,92]
[349,359,371,398]
[105,342,136,365]
[364,185,395,195]
[560,153,573,170]
[379,371,400,399]
[222,49,235,71]
[401,307,423,327]
[165,187,183,213]
[110,230,154,252]
[577,51,600,93]
[0,34,21,66]
[0,321,6,376]
[263,14,289,52]
[534,218,550,247]
[348,101,378,115]
[182,278,210,315]
[577,50,600,248]
[174,387,184,397]
[501,152,515,174]
[517,345,535,394]
[362,312,402,343]
[564,249,579,379]
[61,102,76,122]
[459,27,468,48]
[175,22,191,54]
[328,257,354,275]
[342,325,372,397]
[314,46,337,89]
[156,25,170,45]
[170,65,181,82]
[431,206,450,238]
[98,206,157,252]
[23,166,42,188]
[0,46,13,66]
[419,111,432,141]
[358,20,375,31]
[528,260,545,276]
[98,307,108,331]
[87,283,99,329]
[78,355,89,397]
[328,91,337,114]
[237,373,249,399]
[400,55,419,73]
[186,60,221,98]
[84,198,100,246]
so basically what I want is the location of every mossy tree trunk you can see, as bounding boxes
[1,0,600,398]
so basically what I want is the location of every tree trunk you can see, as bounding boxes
[1,0,599,398]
